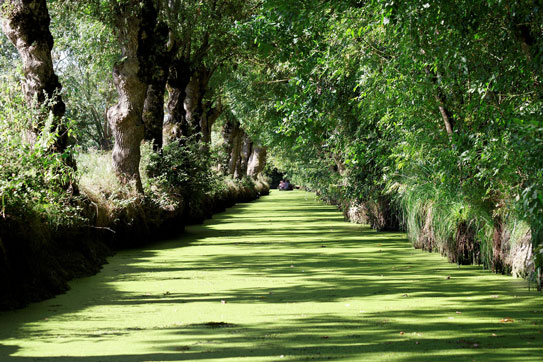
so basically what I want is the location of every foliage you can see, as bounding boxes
[50,2,118,150]
[146,136,220,202]
[0,63,82,228]
[2,0,542,286]
[224,0,543,285]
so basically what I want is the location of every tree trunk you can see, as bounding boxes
[184,67,212,140]
[221,115,235,173]
[235,133,252,179]
[227,121,243,176]
[107,0,156,193]
[333,153,347,177]
[1,0,68,153]
[142,25,175,151]
[143,82,166,150]
[201,96,223,143]
[163,58,191,143]
[435,93,454,137]
[247,145,267,177]
[491,216,506,273]
[99,115,112,150]
[424,66,454,138]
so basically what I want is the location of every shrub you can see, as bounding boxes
[146,136,220,203]
[0,71,82,229]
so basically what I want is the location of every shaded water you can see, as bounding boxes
[0,190,542,361]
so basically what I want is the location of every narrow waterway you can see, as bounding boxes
[0,190,542,361]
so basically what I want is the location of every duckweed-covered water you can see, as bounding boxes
[0,190,542,361]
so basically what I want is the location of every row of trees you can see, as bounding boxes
[223,0,543,288]
[1,0,542,289]
[0,0,274,265]
[1,0,265,193]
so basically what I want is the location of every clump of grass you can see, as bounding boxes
[76,142,270,229]
[221,175,251,200]
[77,150,121,197]
[394,175,536,278]
[396,181,495,267]
[254,174,271,195]
[505,218,533,279]
[76,149,143,227]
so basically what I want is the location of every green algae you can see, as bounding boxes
[0,190,542,361]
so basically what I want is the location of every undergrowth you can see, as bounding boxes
[392,177,533,278]
[0,70,82,229]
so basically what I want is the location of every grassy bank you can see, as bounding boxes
[340,186,535,286]
[0,190,541,361]
[0,147,269,310]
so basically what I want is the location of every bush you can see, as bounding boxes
[0,73,82,229]
[146,136,221,203]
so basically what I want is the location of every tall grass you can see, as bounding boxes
[393,171,535,281]
[395,180,494,267]
[76,150,121,197]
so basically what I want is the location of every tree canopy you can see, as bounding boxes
[1,0,542,288]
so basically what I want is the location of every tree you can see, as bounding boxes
[106,0,158,192]
[163,0,255,145]
[225,0,543,284]
[142,15,174,151]
[0,0,69,154]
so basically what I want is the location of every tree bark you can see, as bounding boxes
[424,66,454,138]
[201,96,222,143]
[225,119,243,176]
[1,0,68,153]
[142,25,175,151]
[332,152,347,177]
[183,67,212,140]
[235,133,252,179]
[99,115,112,150]
[163,57,192,143]
[436,94,454,136]
[107,0,157,193]
[221,115,234,173]
[164,63,220,144]
[143,82,166,150]
[247,145,267,178]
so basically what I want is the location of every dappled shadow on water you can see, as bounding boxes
[1,311,542,362]
[0,191,542,361]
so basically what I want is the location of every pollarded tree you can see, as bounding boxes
[220,110,265,179]
[222,112,243,176]
[0,0,69,154]
[105,0,159,193]
[73,0,162,191]
[163,0,255,145]
[141,17,173,151]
